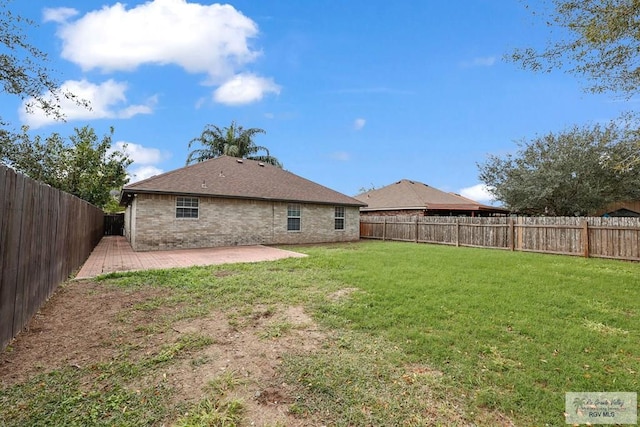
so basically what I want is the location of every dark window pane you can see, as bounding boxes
[287,217,301,231]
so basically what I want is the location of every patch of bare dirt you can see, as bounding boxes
[163,305,325,426]
[0,281,326,426]
[0,282,172,385]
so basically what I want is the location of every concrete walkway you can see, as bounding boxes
[75,236,307,279]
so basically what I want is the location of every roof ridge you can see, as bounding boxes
[121,155,366,207]
[353,178,508,212]
[401,179,430,205]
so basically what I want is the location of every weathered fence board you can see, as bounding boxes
[1,165,104,351]
[1,169,23,344]
[360,215,640,262]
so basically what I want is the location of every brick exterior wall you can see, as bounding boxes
[125,193,360,251]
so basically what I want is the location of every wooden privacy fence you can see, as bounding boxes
[360,215,640,262]
[1,165,104,351]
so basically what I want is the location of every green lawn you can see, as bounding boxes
[1,240,638,426]
[299,241,639,425]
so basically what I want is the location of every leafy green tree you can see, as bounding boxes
[510,0,640,97]
[186,120,282,167]
[103,196,125,214]
[511,1,640,169]
[0,0,85,128]
[2,126,131,208]
[478,120,640,216]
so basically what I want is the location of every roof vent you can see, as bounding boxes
[201,180,207,189]
[236,159,243,164]
[258,162,265,167]
[219,171,225,177]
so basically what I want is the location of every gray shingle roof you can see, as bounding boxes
[354,179,506,212]
[120,156,366,207]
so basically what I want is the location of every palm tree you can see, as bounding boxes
[186,121,282,167]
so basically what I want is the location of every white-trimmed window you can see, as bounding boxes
[287,203,301,231]
[176,196,199,219]
[335,206,345,230]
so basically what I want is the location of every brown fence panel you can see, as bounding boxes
[587,217,640,261]
[0,165,104,351]
[385,216,416,242]
[459,222,509,249]
[0,166,20,347]
[360,215,640,262]
[515,217,585,256]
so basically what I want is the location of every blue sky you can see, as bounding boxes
[1,0,634,203]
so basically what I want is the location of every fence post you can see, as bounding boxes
[415,216,419,243]
[517,217,524,251]
[582,220,590,258]
[456,221,460,247]
[508,218,514,251]
[383,217,386,241]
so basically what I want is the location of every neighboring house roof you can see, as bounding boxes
[354,179,508,213]
[595,200,640,217]
[120,156,366,207]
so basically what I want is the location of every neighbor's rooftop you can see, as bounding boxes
[355,179,507,213]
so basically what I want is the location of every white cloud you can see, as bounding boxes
[330,151,350,161]
[19,79,156,128]
[45,1,280,106]
[117,97,158,119]
[43,7,79,23]
[353,118,366,130]
[113,141,169,165]
[128,165,164,183]
[459,184,495,204]
[194,97,207,110]
[461,56,496,68]
[47,0,261,83]
[213,74,281,105]
[110,141,169,183]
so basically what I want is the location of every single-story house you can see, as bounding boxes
[355,179,509,217]
[595,200,640,217]
[119,156,366,251]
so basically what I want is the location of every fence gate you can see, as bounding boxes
[104,213,124,236]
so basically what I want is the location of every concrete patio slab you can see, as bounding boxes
[75,236,307,280]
